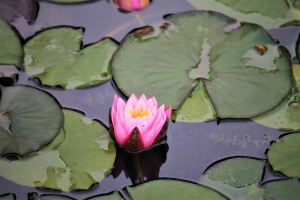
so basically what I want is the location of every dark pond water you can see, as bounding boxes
[1,0,300,199]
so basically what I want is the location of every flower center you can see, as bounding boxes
[130,107,151,118]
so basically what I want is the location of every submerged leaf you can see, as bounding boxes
[268,133,300,179]
[23,27,118,89]
[0,110,116,191]
[0,85,63,156]
[112,11,292,119]
[0,17,23,66]
[127,179,227,200]
[0,194,15,200]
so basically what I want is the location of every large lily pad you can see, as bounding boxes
[0,110,116,191]
[187,0,299,29]
[199,157,265,199]
[199,157,300,200]
[126,179,228,200]
[0,66,19,82]
[170,81,217,122]
[252,64,300,130]
[0,85,63,156]
[23,27,118,89]
[268,133,300,179]
[112,11,292,118]
[85,191,123,200]
[0,17,23,66]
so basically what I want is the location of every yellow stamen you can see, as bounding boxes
[140,109,145,117]
[146,108,151,117]
[130,107,134,117]
[129,107,151,118]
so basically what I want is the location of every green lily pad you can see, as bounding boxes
[199,157,300,200]
[23,27,118,89]
[0,110,116,191]
[252,64,300,130]
[0,65,19,82]
[0,85,63,156]
[268,133,300,179]
[187,0,299,29]
[126,179,228,200]
[112,11,292,118]
[171,81,217,122]
[262,178,300,200]
[0,194,15,200]
[0,17,23,66]
[85,191,123,200]
[293,64,300,91]
[31,193,75,200]
[199,157,265,200]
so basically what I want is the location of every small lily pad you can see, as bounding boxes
[171,81,217,122]
[268,133,300,179]
[31,193,76,200]
[0,17,23,66]
[0,194,15,200]
[23,27,118,89]
[187,0,299,29]
[112,11,292,119]
[293,64,300,91]
[0,65,19,82]
[127,179,228,200]
[199,157,265,200]
[0,110,116,191]
[0,85,63,156]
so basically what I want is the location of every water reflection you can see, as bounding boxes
[112,143,169,185]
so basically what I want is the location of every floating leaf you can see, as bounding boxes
[0,85,63,156]
[0,17,23,66]
[0,110,116,191]
[199,157,265,200]
[187,0,299,29]
[268,133,300,179]
[199,157,300,200]
[0,65,19,82]
[30,193,76,200]
[112,11,292,118]
[171,81,216,122]
[85,191,123,200]
[23,27,118,89]
[294,64,300,91]
[262,178,300,200]
[0,194,15,200]
[252,64,300,130]
[127,179,228,200]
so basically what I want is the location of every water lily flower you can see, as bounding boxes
[113,0,151,12]
[109,94,171,152]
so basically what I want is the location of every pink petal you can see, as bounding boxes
[114,114,128,145]
[117,97,126,110]
[151,106,157,118]
[135,97,147,111]
[146,98,153,109]
[113,95,119,110]
[146,113,155,128]
[139,94,148,104]
[141,126,157,149]
[158,104,165,113]
[118,108,124,125]
[130,0,141,10]
[111,107,116,127]
[127,94,138,108]
[165,104,172,118]
[152,96,158,108]
[136,117,149,137]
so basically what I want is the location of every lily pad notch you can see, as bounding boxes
[23,26,118,89]
[112,10,292,119]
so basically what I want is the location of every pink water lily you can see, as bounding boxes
[109,94,172,152]
[113,0,150,12]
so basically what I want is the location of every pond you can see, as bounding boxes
[0,0,300,199]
